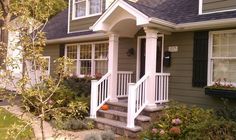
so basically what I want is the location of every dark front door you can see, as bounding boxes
[140,37,163,78]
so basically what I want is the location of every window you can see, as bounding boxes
[209,30,236,85]
[73,0,103,19]
[65,42,108,77]
[66,44,78,75]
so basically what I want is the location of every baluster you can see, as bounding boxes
[118,73,121,96]
[167,75,169,101]
[163,76,166,101]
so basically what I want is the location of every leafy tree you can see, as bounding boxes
[0,1,87,140]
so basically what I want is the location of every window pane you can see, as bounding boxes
[95,43,108,59]
[80,60,91,75]
[90,0,101,14]
[67,45,77,59]
[69,60,77,75]
[80,44,92,59]
[75,1,86,17]
[213,59,236,82]
[95,60,108,75]
[213,33,236,57]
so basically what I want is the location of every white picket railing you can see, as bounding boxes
[117,71,133,97]
[155,73,170,104]
[127,74,149,128]
[90,72,111,118]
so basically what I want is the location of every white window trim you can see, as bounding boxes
[208,29,236,86]
[199,0,236,15]
[65,41,109,78]
[72,0,103,20]
[41,56,51,75]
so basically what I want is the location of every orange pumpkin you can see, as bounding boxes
[101,104,109,110]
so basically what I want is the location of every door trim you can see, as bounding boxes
[136,34,164,81]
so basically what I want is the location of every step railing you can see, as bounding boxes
[117,71,133,97]
[155,73,170,104]
[90,72,111,118]
[127,74,149,128]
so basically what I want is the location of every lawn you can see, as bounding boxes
[0,107,34,140]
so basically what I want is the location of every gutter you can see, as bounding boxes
[46,33,108,44]
[150,17,236,31]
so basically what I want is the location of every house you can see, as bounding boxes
[43,0,236,136]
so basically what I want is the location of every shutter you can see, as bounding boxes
[192,31,209,87]
[59,44,65,57]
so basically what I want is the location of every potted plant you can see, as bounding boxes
[205,78,236,99]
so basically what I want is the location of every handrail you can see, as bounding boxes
[117,71,133,74]
[90,72,111,118]
[127,74,149,128]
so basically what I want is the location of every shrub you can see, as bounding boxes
[140,102,236,140]
[62,76,94,97]
[215,99,236,122]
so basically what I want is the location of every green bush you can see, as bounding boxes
[140,102,236,140]
[215,99,236,122]
[62,76,94,97]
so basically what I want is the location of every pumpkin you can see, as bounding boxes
[101,104,109,110]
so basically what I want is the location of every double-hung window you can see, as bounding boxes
[65,42,108,77]
[209,30,236,85]
[73,0,103,19]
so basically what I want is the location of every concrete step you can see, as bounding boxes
[93,117,142,138]
[97,109,151,127]
[106,101,128,112]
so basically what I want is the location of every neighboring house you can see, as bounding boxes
[43,0,236,135]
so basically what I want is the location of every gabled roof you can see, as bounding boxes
[125,0,236,24]
[44,0,236,41]
[43,9,94,40]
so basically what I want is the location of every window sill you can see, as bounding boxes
[205,87,236,99]
[72,13,102,21]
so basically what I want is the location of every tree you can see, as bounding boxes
[0,0,86,140]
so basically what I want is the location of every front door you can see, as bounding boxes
[139,37,163,78]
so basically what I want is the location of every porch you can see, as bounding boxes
[88,0,172,134]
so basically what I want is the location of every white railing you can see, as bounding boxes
[155,73,170,104]
[90,72,111,118]
[117,71,133,97]
[127,74,149,128]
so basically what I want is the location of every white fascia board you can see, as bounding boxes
[91,0,149,32]
[46,33,108,44]
[175,18,236,31]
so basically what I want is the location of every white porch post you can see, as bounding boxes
[144,27,158,108]
[108,33,119,102]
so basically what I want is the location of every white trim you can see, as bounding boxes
[199,0,203,15]
[65,41,109,77]
[71,0,103,20]
[136,34,164,81]
[91,0,149,31]
[68,0,71,34]
[208,29,236,86]
[46,33,108,44]
[41,56,51,75]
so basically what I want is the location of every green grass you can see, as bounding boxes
[0,107,34,140]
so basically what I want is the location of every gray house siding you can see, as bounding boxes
[164,32,220,107]
[203,0,236,13]
[118,38,137,82]
[68,0,101,33]
[43,44,60,75]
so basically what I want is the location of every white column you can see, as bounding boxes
[108,33,119,102]
[144,27,158,108]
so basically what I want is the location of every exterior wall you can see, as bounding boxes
[43,44,60,75]
[118,38,137,82]
[202,0,236,13]
[164,32,221,107]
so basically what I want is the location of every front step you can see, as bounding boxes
[93,100,166,138]
[97,109,151,129]
[94,117,142,138]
